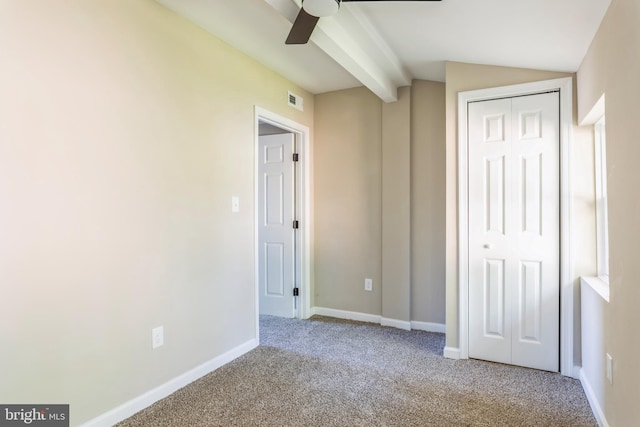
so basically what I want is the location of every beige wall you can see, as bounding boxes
[0,1,313,425]
[411,80,446,324]
[313,82,446,325]
[577,0,640,424]
[382,87,412,323]
[314,87,383,314]
[444,62,596,365]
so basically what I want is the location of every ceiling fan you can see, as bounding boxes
[286,0,442,45]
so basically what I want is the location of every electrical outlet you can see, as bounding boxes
[606,353,613,384]
[364,278,373,292]
[152,326,164,349]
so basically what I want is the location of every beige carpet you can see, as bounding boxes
[118,315,596,426]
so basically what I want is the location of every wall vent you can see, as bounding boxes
[288,91,303,111]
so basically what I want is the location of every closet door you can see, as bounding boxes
[468,92,559,372]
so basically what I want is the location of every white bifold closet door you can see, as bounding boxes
[468,92,560,372]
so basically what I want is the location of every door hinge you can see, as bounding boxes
[293,287,299,297]
[293,153,299,162]
[293,220,299,229]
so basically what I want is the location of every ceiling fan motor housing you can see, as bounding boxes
[303,0,340,17]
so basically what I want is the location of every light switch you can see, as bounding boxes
[152,326,164,349]
[231,196,240,213]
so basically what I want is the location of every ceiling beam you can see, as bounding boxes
[265,0,410,102]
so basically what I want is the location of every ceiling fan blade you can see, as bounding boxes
[286,8,320,45]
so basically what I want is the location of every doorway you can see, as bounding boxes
[254,107,311,329]
[456,78,575,377]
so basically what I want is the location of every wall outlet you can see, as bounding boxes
[364,278,373,292]
[152,326,164,349]
[606,353,613,384]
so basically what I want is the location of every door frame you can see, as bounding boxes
[457,77,575,377]
[254,106,311,330]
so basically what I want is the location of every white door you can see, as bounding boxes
[258,133,296,318]
[468,92,560,372]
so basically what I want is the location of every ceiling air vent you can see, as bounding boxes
[288,91,303,111]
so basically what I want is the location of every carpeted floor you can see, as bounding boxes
[117,315,596,426]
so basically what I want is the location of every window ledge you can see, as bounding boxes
[580,276,610,302]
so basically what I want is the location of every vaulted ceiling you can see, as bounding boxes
[155,0,611,102]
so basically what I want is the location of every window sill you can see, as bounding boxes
[580,276,610,302]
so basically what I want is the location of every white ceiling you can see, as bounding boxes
[155,0,610,102]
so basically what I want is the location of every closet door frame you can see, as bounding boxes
[456,77,575,378]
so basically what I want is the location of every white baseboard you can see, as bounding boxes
[411,321,446,334]
[312,307,381,324]
[580,368,610,427]
[381,317,411,331]
[312,307,445,334]
[572,364,582,380]
[443,346,461,359]
[79,338,259,427]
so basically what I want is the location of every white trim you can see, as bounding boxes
[411,321,446,334]
[381,317,411,331]
[579,93,606,126]
[443,346,461,359]
[79,339,258,427]
[580,368,610,427]
[254,107,312,338]
[581,276,610,302]
[572,364,582,382]
[312,306,381,324]
[593,116,609,279]
[457,77,574,377]
[312,307,445,333]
